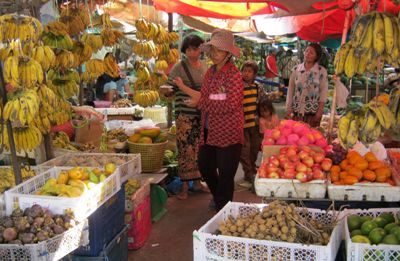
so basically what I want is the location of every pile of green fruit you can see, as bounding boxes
[348,212,400,245]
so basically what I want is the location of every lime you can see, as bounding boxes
[351,235,371,244]
[379,213,395,224]
[382,234,399,245]
[390,226,400,242]
[360,216,373,224]
[384,223,398,234]
[351,229,363,237]
[374,217,389,228]
[348,215,363,232]
[368,228,386,244]
[361,221,378,236]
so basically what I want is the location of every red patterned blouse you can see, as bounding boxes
[198,61,244,147]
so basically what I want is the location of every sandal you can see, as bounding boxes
[192,181,210,193]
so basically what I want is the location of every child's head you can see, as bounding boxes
[241,60,258,84]
[258,98,276,118]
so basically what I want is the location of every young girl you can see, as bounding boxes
[258,99,280,134]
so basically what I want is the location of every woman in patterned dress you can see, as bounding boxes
[162,35,209,200]
[285,43,328,127]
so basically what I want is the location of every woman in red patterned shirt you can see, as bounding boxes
[177,29,244,210]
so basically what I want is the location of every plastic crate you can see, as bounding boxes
[40,153,141,183]
[63,225,129,261]
[255,174,327,199]
[344,208,400,261]
[328,165,400,202]
[125,177,150,212]
[4,166,121,221]
[0,219,88,261]
[193,202,343,261]
[73,188,125,256]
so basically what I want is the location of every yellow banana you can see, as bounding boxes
[373,12,385,55]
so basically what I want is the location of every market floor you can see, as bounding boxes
[128,164,262,261]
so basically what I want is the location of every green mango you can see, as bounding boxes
[89,172,99,184]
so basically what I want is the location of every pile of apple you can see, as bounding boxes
[262,120,331,152]
[258,146,333,183]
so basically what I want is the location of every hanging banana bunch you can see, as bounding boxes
[0,14,43,43]
[82,33,104,53]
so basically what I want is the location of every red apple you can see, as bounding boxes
[296,163,307,173]
[286,147,297,157]
[302,156,314,167]
[279,147,288,154]
[312,164,322,170]
[266,163,279,173]
[321,158,333,171]
[271,129,281,140]
[269,172,280,179]
[258,166,268,178]
[263,158,269,165]
[289,155,300,163]
[283,169,296,179]
[279,158,289,166]
[312,168,325,180]
[296,172,308,183]
[263,137,275,145]
[300,146,312,153]
[278,169,284,178]
[284,162,295,170]
[269,156,280,167]
[313,152,325,163]
[298,150,309,160]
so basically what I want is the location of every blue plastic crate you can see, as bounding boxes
[64,225,129,261]
[72,187,125,256]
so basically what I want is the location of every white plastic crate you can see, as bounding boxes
[255,174,327,199]
[4,166,121,221]
[0,220,88,261]
[328,166,400,202]
[40,152,141,183]
[193,202,343,261]
[344,208,400,261]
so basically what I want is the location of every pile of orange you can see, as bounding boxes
[330,151,394,185]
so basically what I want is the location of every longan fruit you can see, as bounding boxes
[281,226,289,234]
[230,225,237,232]
[271,226,279,235]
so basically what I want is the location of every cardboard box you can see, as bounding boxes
[75,121,104,146]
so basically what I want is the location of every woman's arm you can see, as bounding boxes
[285,71,296,117]
[173,77,200,101]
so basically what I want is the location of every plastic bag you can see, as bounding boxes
[335,78,349,108]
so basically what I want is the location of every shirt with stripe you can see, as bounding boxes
[243,82,258,128]
[168,59,208,116]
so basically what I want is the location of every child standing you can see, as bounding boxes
[239,61,267,183]
[258,99,280,134]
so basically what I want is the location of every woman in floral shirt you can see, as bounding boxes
[176,29,244,211]
[286,43,328,127]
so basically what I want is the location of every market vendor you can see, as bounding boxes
[286,43,328,127]
[94,53,131,101]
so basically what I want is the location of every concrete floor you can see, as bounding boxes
[128,161,262,261]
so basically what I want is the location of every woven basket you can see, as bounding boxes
[127,141,167,173]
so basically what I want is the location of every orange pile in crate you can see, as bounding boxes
[329,151,394,185]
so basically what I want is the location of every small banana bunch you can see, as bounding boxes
[0,41,21,61]
[71,41,93,67]
[335,12,400,77]
[44,21,69,36]
[2,89,40,127]
[101,29,124,46]
[132,41,158,59]
[34,84,57,134]
[135,18,150,34]
[2,126,43,153]
[81,59,105,83]
[59,15,86,36]
[389,88,400,130]
[30,45,56,72]
[150,73,168,88]
[0,166,36,193]
[156,43,171,56]
[125,179,141,197]
[158,49,180,64]
[42,21,74,50]
[54,49,76,69]
[134,90,160,107]
[82,33,104,53]
[0,14,43,42]
[154,60,169,73]
[100,13,113,28]
[338,100,396,148]
[104,54,119,78]
[60,6,91,28]
[52,131,78,151]
[3,56,43,89]
[47,69,80,100]
[135,65,151,86]
[153,26,169,44]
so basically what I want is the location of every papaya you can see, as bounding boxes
[139,127,161,138]
[57,171,69,184]
[129,133,141,143]
[68,179,86,192]
[138,136,153,144]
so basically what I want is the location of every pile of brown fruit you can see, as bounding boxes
[217,201,338,245]
[0,204,77,244]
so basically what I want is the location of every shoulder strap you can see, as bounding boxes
[181,61,196,89]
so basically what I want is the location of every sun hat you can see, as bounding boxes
[201,29,240,57]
